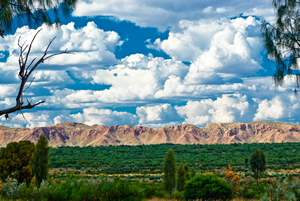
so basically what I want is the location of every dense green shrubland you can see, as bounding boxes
[0,177,147,201]
[50,142,300,173]
[2,142,300,200]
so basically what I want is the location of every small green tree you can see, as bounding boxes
[250,149,266,188]
[32,134,50,187]
[245,158,249,167]
[0,141,35,184]
[177,163,185,192]
[163,149,176,199]
[184,174,233,201]
[184,164,191,181]
[191,167,196,178]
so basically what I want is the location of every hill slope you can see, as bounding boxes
[0,121,300,147]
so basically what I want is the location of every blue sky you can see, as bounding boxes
[1,0,299,128]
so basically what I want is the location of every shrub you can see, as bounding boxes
[140,183,160,198]
[243,183,266,200]
[0,178,145,201]
[261,177,300,201]
[172,191,185,200]
[224,164,242,195]
[184,174,233,201]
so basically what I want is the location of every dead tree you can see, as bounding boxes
[0,29,70,120]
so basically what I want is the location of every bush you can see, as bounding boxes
[243,183,266,199]
[172,191,184,200]
[184,174,233,201]
[140,183,167,199]
[0,178,145,201]
[261,177,300,201]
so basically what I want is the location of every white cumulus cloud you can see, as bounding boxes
[150,17,264,85]
[253,97,285,120]
[73,0,273,31]
[136,104,180,126]
[175,94,249,126]
[65,107,138,126]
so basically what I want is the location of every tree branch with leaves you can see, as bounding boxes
[261,0,300,92]
[0,0,77,36]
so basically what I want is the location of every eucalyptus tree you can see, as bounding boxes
[261,0,300,92]
[176,163,185,192]
[184,164,191,181]
[163,149,176,199]
[0,0,77,34]
[0,140,35,184]
[250,149,266,188]
[190,167,196,178]
[32,134,50,188]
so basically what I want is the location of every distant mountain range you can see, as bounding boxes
[1,121,300,147]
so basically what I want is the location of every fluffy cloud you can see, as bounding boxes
[175,94,249,126]
[253,97,284,120]
[0,22,122,103]
[55,107,138,126]
[73,0,273,31]
[150,17,264,84]
[155,76,258,99]
[136,104,181,126]
[0,85,17,98]
[0,111,53,129]
[1,22,120,70]
[63,54,189,103]
[0,98,14,109]
[3,13,300,129]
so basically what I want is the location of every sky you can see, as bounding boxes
[1,0,300,129]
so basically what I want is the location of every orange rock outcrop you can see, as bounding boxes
[0,121,300,147]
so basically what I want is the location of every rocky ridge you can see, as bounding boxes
[0,121,300,147]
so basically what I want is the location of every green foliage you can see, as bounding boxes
[32,134,50,188]
[184,164,191,181]
[243,183,266,200]
[48,142,300,172]
[0,0,78,32]
[163,149,176,199]
[0,177,27,198]
[172,191,185,200]
[250,149,266,187]
[0,178,145,201]
[261,176,300,201]
[176,163,185,192]
[191,167,196,178]
[0,141,35,184]
[140,183,167,199]
[184,174,233,201]
[261,0,300,89]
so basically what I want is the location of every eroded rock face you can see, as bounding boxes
[1,121,300,147]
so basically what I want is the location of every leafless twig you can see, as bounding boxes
[0,29,71,119]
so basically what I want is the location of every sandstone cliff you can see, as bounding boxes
[0,121,300,147]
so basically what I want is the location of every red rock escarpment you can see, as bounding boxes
[0,121,300,147]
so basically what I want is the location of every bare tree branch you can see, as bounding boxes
[0,29,72,119]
